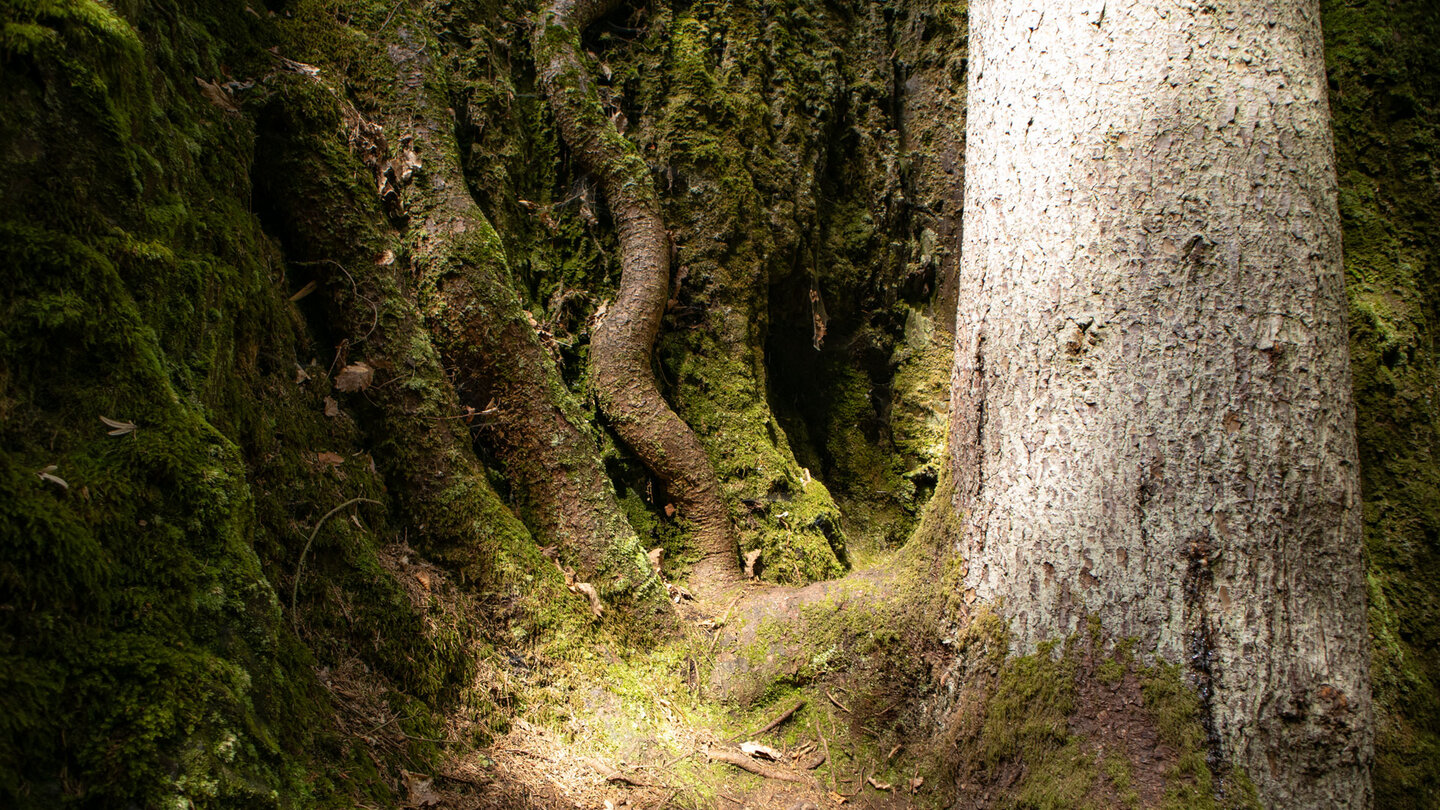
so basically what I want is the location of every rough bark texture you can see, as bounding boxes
[533,0,743,591]
[954,0,1372,805]
[376,15,658,598]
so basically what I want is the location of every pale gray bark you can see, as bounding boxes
[953,0,1372,806]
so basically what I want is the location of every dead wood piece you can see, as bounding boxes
[739,741,782,761]
[726,698,805,743]
[825,689,851,714]
[585,757,656,787]
[707,749,809,784]
[755,699,805,738]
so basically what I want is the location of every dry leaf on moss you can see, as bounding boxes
[100,416,137,436]
[37,465,68,490]
[740,741,782,761]
[195,77,238,113]
[334,362,374,392]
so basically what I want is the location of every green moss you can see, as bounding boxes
[938,615,1261,810]
[0,0,537,804]
[1321,1,1440,805]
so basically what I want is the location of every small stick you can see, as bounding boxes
[815,716,834,792]
[718,591,745,626]
[292,497,380,629]
[754,699,805,737]
[727,699,805,743]
[652,744,696,770]
[707,749,809,783]
[825,688,851,714]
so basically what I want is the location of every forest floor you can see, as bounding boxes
[381,542,950,810]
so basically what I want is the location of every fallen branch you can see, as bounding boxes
[707,749,809,784]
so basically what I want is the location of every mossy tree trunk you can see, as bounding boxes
[1323,0,1440,803]
[953,0,1372,805]
[368,11,659,603]
[534,0,746,593]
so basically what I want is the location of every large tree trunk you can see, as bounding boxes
[954,0,1372,805]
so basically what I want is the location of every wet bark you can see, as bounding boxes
[533,0,743,591]
[954,0,1372,805]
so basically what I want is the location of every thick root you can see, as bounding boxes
[534,0,743,592]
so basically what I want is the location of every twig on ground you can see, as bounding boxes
[586,757,658,787]
[727,698,805,743]
[825,688,851,714]
[292,497,380,630]
[436,772,488,788]
[707,749,809,783]
[816,716,834,792]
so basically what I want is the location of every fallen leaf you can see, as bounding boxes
[37,465,68,490]
[867,776,892,791]
[740,742,782,761]
[401,770,440,807]
[334,362,374,392]
[323,397,339,418]
[99,415,137,436]
[317,451,344,466]
[195,77,238,113]
[273,53,321,77]
[647,547,664,574]
[743,549,763,579]
[295,364,311,384]
[827,791,847,805]
[572,582,604,617]
[909,776,925,793]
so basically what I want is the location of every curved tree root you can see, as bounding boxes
[376,17,659,601]
[534,0,743,592]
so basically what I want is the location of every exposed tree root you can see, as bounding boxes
[534,0,743,593]
[373,17,659,600]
